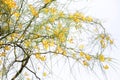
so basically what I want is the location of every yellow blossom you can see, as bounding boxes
[43,72,47,77]
[0,41,4,46]
[99,54,105,62]
[29,4,38,17]
[62,50,67,56]
[85,16,93,22]
[35,53,46,61]
[0,52,6,57]
[58,11,65,17]
[34,45,39,50]
[56,46,63,53]
[49,8,57,14]
[40,56,46,61]
[14,12,20,20]
[80,52,85,57]
[100,34,105,39]
[58,33,66,42]
[100,39,106,48]
[42,40,49,50]
[68,38,73,43]
[72,12,85,21]
[83,60,88,66]
[49,17,55,23]
[46,25,50,31]
[24,40,31,47]
[44,0,51,4]
[35,53,41,59]
[3,0,16,9]
[85,54,91,61]
[103,64,109,69]
[72,53,76,58]
[43,8,49,13]
[109,39,114,44]
[4,46,11,50]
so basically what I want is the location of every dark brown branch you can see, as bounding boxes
[11,56,30,80]
[25,66,41,80]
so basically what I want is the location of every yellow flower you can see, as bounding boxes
[68,38,73,43]
[0,41,4,46]
[35,53,41,59]
[58,11,65,17]
[44,0,51,4]
[43,8,49,13]
[56,46,63,53]
[74,17,80,23]
[42,40,49,50]
[100,39,106,48]
[40,56,46,61]
[109,39,114,44]
[43,72,47,77]
[0,52,6,57]
[46,25,50,31]
[35,53,46,61]
[34,45,39,50]
[14,12,20,20]
[83,60,88,66]
[29,4,38,17]
[49,8,57,14]
[3,0,16,9]
[99,54,105,62]
[24,40,31,47]
[4,46,10,50]
[53,29,59,37]
[85,16,93,22]
[49,17,55,23]
[85,54,91,61]
[100,34,105,39]
[58,33,66,42]
[79,52,85,57]
[103,64,109,70]
[62,50,67,56]
[72,53,76,58]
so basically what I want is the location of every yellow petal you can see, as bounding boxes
[43,72,47,77]
[103,65,109,70]
[99,54,105,62]
[85,54,91,61]
[79,52,85,57]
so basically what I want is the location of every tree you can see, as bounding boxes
[0,0,115,80]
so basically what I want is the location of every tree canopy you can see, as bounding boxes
[0,0,115,80]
